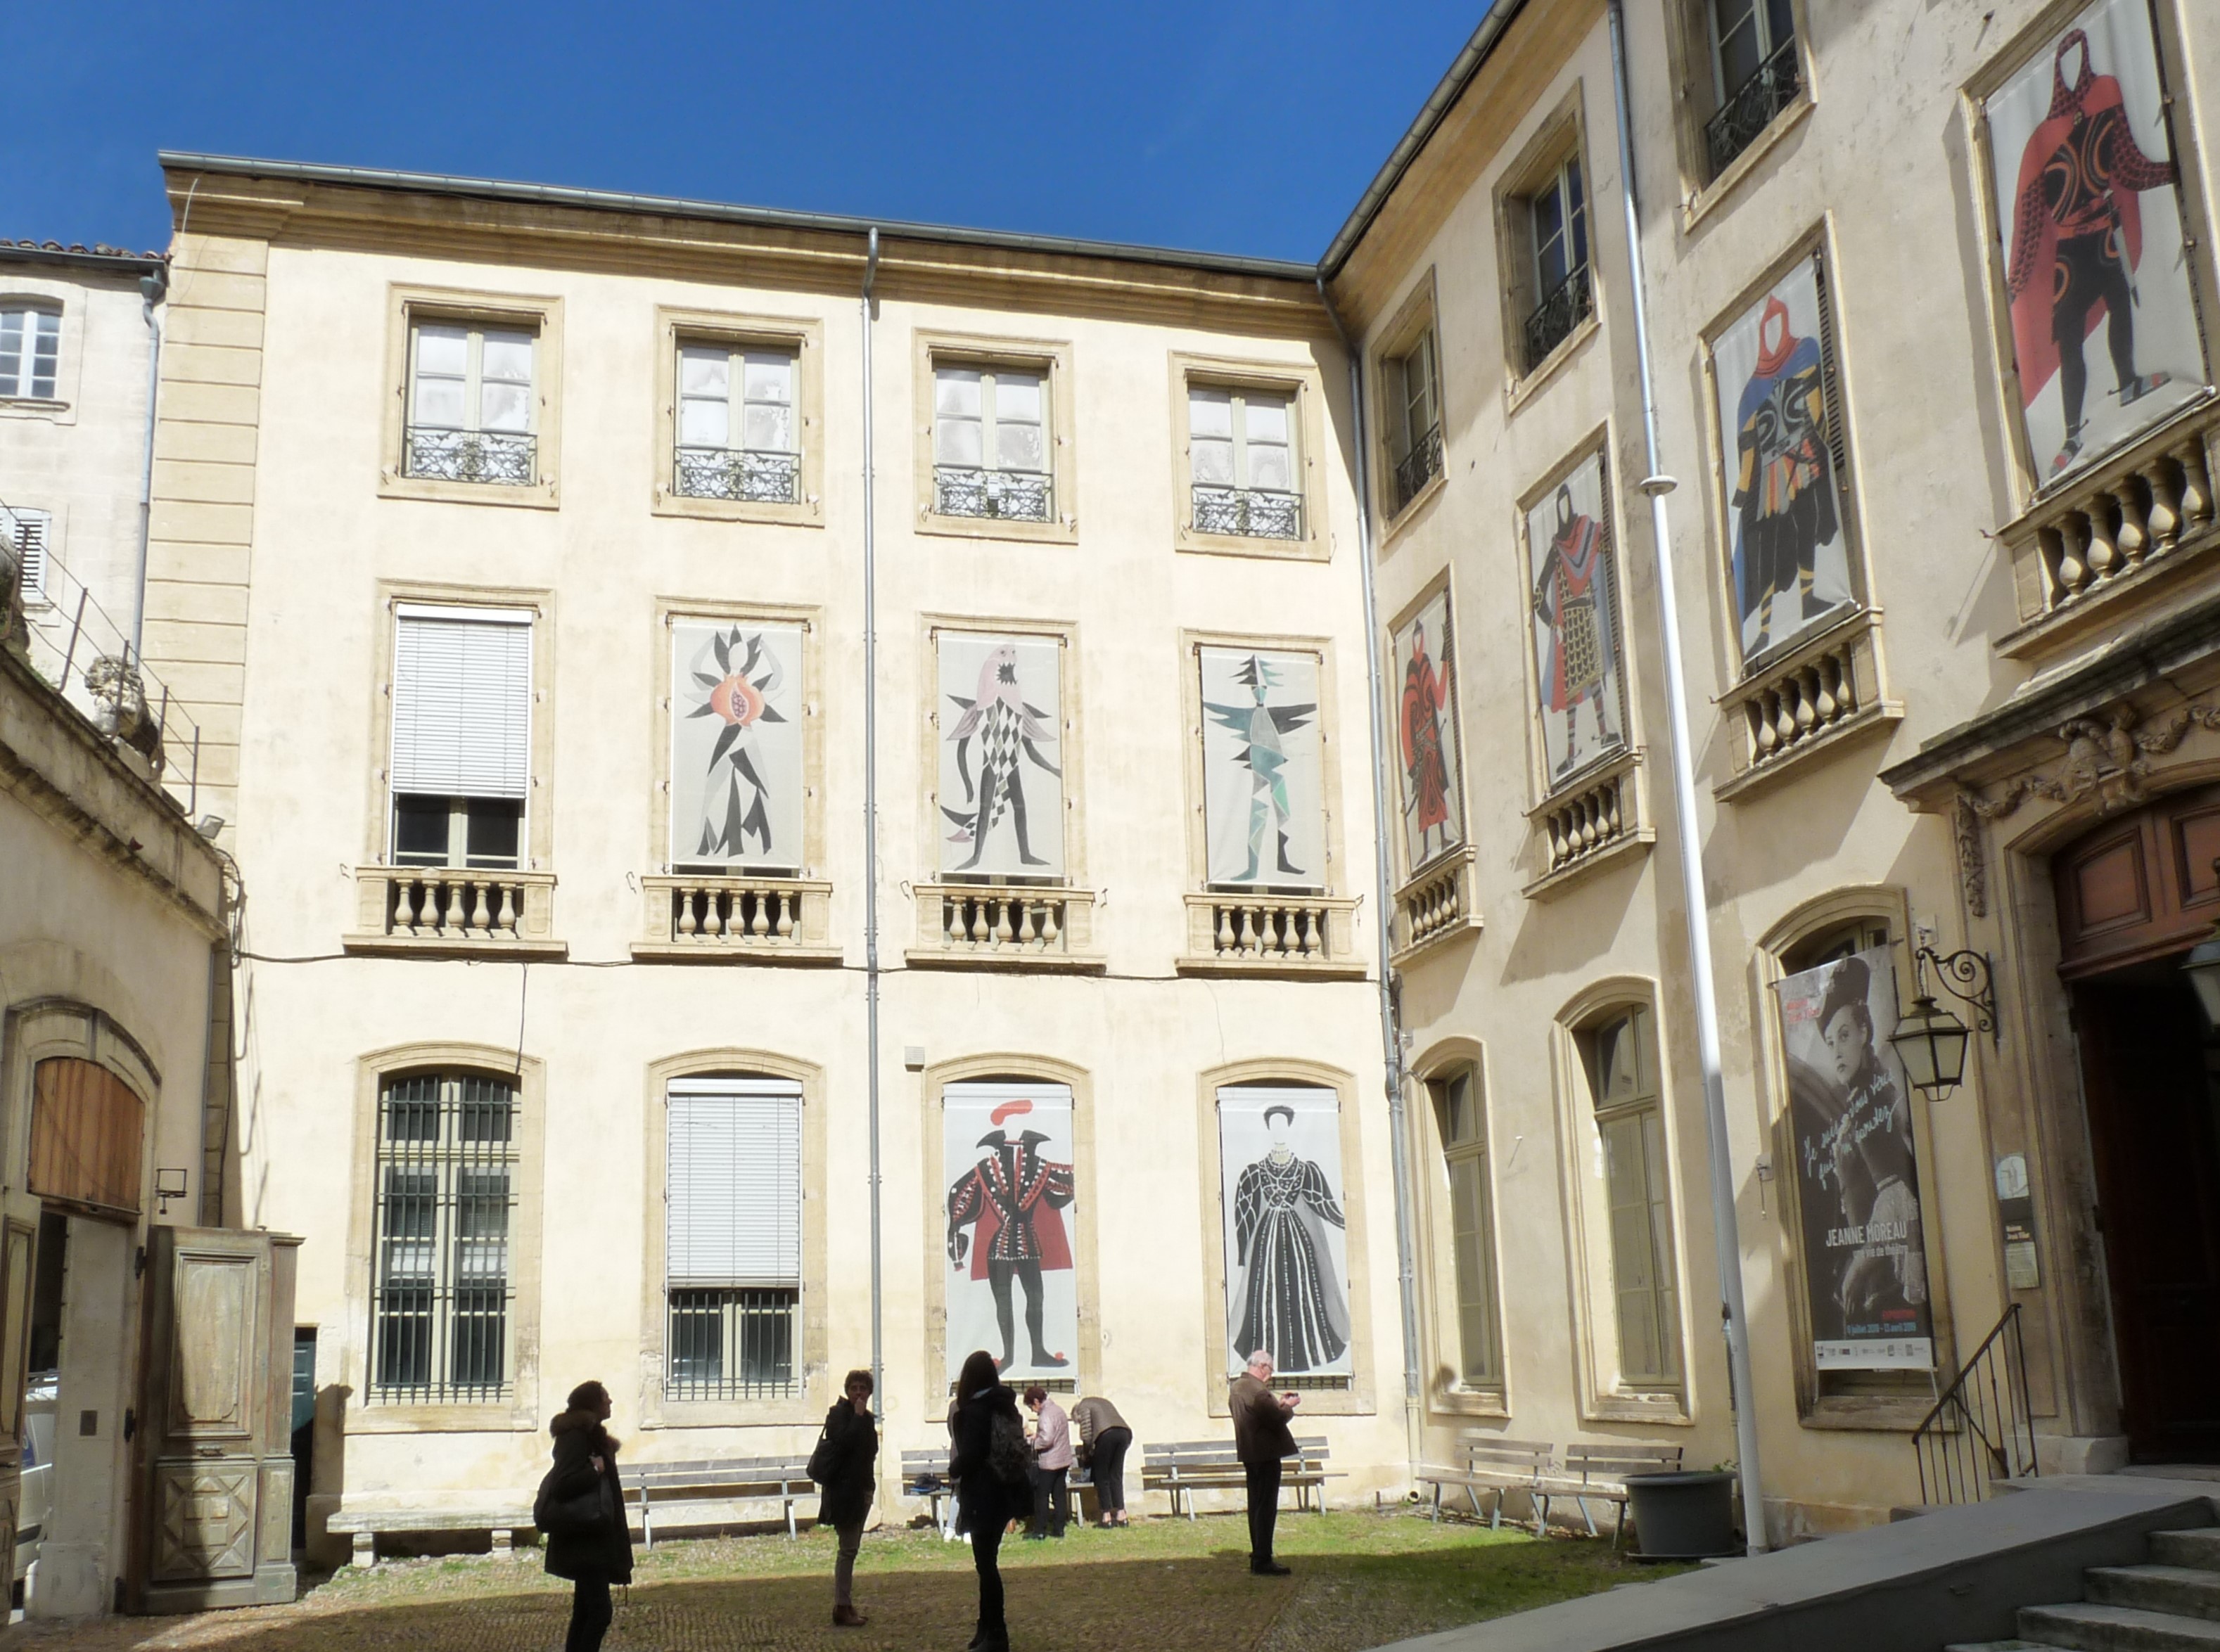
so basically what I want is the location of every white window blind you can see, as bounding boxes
[389,607,532,800]
[2,505,49,598]
[667,1078,803,1288]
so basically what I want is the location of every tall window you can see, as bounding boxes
[675,342,798,504]
[933,362,1051,521]
[2,505,49,602]
[1429,1067,1501,1387]
[1706,0,1801,178]
[371,1072,516,1402]
[1524,158,1592,370]
[1190,385,1299,539]
[404,320,538,486]
[1384,329,1443,514]
[1583,1006,1682,1388]
[665,1077,803,1400]
[388,606,532,871]
[0,307,60,400]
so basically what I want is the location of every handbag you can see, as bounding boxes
[534,1463,609,1537]
[988,1408,1033,1490]
[807,1416,838,1485]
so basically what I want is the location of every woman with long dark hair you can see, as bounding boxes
[948,1347,1023,1652]
[538,1379,633,1652]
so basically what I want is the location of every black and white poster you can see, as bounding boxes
[1218,1085,1352,1377]
[1773,947,1935,1371]
[944,1082,1077,1383]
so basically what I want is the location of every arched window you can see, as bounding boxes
[1577,1005,1682,1388]
[0,305,62,401]
[1426,1065,1500,1388]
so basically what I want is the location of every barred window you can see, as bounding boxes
[371,1072,517,1404]
[665,1077,803,1401]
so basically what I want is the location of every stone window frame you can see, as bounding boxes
[340,1042,547,1435]
[1192,1058,1377,1419]
[1493,87,1601,410]
[1166,351,1331,563]
[1663,0,1819,233]
[1752,885,1962,1433]
[1548,978,1695,1426]
[1,999,161,1222]
[1410,1037,1510,1417]
[1367,273,1448,541]
[0,283,84,421]
[917,1054,1102,1399]
[378,284,564,511]
[650,307,825,528]
[911,329,1079,547]
[634,1048,830,1430]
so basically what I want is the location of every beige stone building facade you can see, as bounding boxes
[132,0,2220,1562]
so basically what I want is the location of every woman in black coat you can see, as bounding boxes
[948,1348,1022,1652]
[818,1367,880,1627]
[540,1380,634,1652]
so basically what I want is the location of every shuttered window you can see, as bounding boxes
[1584,1006,1683,1389]
[665,1077,802,1400]
[2,505,49,601]
[29,1058,144,1217]
[390,606,532,800]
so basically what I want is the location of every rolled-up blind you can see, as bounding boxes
[666,1078,802,1288]
[390,606,532,799]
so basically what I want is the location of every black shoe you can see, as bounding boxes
[1251,1559,1291,1576]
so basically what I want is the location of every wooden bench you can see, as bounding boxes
[1536,1444,1684,1550]
[901,1447,955,1529]
[623,1455,817,1544]
[1141,1436,1332,1520]
[326,1504,535,1567]
[1414,1436,1554,1530]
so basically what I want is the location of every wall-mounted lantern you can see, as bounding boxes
[154,1167,188,1216]
[1888,946,1996,1101]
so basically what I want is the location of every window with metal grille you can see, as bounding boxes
[665,1077,803,1401]
[370,1072,516,1403]
[1522,157,1593,371]
[1428,1066,1502,1388]
[1580,1006,1683,1389]
[675,341,800,504]
[404,319,538,486]
[1384,330,1443,514]
[1189,385,1299,539]
[932,363,1052,522]
[0,307,61,400]
[1704,0,1801,179]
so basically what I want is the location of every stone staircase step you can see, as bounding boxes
[2018,1601,2220,1651]
[2154,1532,2220,1574]
[2089,1567,2220,1622]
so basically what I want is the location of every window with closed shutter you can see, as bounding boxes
[2,505,50,601]
[665,1077,803,1400]
[388,606,532,869]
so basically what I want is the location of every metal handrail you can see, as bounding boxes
[1391,424,1443,514]
[1913,1302,2037,1505]
[1523,265,1593,373]
[1704,36,1802,180]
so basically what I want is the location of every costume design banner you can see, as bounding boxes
[937,634,1065,880]
[1200,648,1325,888]
[1711,255,1856,665]
[1773,946,1935,1370]
[1986,0,2200,482]
[1391,589,1465,875]
[944,1082,1077,1383]
[1218,1085,1352,1377]
[1524,452,1627,786]
[671,620,805,869]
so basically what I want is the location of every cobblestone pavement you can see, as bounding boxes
[0,1511,1672,1652]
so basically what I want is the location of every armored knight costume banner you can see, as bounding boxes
[1523,452,1627,788]
[670,620,805,870]
[936,632,1066,880]
[1985,0,2200,484]
[944,1082,1078,1383]
[1391,588,1465,876]
[1772,946,1935,1371]
[1218,1085,1353,1378]
[1200,647,1326,889]
[1711,254,1857,665]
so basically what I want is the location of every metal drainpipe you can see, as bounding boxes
[1607,0,1768,1550]
[1318,276,1424,1481]
[860,228,884,1409]
[132,264,167,656]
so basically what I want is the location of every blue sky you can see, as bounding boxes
[8,2,1486,262]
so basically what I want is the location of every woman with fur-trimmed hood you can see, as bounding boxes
[539,1380,633,1652]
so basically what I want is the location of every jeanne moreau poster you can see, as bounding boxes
[1773,947,1935,1370]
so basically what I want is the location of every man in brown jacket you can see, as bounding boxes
[1230,1350,1299,1575]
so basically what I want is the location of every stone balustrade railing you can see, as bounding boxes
[1392,846,1478,964]
[1180,892,1363,978]
[346,866,561,956]
[633,874,836,962]
[1524,753,1652,896]
[1716,609,1899,798]
[909,883,1099,971]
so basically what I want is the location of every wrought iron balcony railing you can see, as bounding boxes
[1522,265,1593,373]
[674,446,800,504]
[404,426,537,487]
[1704,37,1802,180]
[934,464,1052,523]
[1192,484,1301,539]
[1391,424,1443,516]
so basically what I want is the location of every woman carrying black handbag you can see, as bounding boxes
[812,1367,880,1627]
[948,1349,1029,1652]
[537,1380,634,1652]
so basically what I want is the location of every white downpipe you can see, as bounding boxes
[1607,0,1768,1550]
[1319,276,1424,1479]
[132,267,166,655]
[860,228,884,1407]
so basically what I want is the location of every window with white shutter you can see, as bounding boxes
[0,307,61,401]
[388,606,532,869]
[2,505,51,602]
[665,1077,803,1400]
